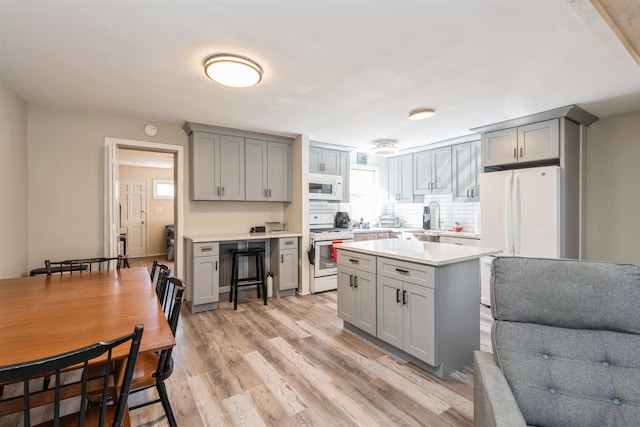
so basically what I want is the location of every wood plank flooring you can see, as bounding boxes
[129,290,493,427]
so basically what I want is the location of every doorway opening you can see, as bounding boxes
[105,137,184,279]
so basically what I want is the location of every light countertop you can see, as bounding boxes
[185,231,302,243]
[335,239,500,267]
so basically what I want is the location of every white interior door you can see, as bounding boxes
[120,179,147,257]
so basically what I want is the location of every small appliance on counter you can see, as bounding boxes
[423,206,431,230]
[334,211,351,229]
[265,222,287,233]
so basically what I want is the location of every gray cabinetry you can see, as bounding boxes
[452,140,481,201]
[185,240,219,313]
[413,146,452,195]
[189,132,245,201]
[245,139,291,202]
[387,154,413,202]
[337,250,377,336]
[310,147,341,175]
[482,119,559,168]
[270,237,299,297]
[340,151,350,202]
[376,257,436,365]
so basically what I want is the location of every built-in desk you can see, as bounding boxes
[184,232,302,313]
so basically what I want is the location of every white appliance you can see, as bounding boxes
[309,213,354,293]
[479,165,561,305]
[308,173,343,201]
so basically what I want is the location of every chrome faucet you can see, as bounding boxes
[428,201,441,230]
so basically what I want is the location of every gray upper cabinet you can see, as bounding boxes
[452,140,481,201]
[310,147,341,175]
[482,119,559,168]
[190,132,245,200]
[245,139,291,202]
[413,147,451,195]
[387,154,413,203]
[340,151,350,202]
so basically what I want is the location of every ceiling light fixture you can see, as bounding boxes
[408,108,435,120]
[370,139,399,155]
[203,53,263,88]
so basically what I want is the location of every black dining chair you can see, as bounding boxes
[0,324,143,427]
[154,266,172,310]
[128,278,184,427]
[45,256,122,275]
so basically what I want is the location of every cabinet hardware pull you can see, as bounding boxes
[395,268,409,274]
[215,260,218,270]
[519,147,523,158]
[201,247,212,252]
[513,148,517,158]
[471,189,474,197]
[285,241,293,245]
[281,254,284,263]
[396,288,400,303]
[217,187,220,196]
[268,189,272,197]
[466,189,470,197]
[221,187,225,196]
[402,290,407,305]
[349,259,359,264]
[349,275,354,287]
[354,276,358,288]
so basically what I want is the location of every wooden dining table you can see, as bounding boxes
[0,267,176,368]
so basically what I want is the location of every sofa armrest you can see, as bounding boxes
[473,351,526,427]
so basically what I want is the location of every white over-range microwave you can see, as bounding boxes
[308,173,343,201]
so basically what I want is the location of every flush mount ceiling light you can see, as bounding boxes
[408,108,435,120]
[370,139,399,155]
[203,53,263,88]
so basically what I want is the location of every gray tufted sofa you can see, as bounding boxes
[473,256,640,427]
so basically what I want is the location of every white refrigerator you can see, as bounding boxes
[479,165,561,305]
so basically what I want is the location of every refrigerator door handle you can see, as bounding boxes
[514,175,522,255]
[505,175,514,254]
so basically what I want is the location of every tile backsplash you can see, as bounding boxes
[309,196,480,234]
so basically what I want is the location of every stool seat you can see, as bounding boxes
[229,248,267,310]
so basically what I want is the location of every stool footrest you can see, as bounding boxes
[235,279,263,286]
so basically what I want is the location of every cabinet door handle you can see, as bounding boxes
[221,187,225,196]
[354,276,358,288]
[217,187,221,196]
[349,275,354,287]
[349,259,360,265]
[268,189,272,197]
[519,147,523,158]
[466,189,470,197]
[471,188,474,197]
[395,268,409,274]
[402,290,407,305]
[396,288,400,303]
[513,148,517,158]
[215,260,218,271]
[201,247,213,252]
[281,254,284,263]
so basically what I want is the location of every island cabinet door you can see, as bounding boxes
[354,270,376,336]
[337,268,356,323]
[376,276,404,349]
[403,282,436,366]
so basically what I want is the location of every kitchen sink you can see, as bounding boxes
[412,231,440,242]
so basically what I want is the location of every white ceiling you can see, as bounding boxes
[1,0,639,153]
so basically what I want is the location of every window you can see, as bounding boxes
[153,180,174,199]
[349,166,380,224]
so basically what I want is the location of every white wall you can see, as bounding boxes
[583,109,640,265]
[0,75,28,278]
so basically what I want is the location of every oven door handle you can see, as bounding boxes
[307,243,315,265]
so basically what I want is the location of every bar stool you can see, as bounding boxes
[229,247,267,310]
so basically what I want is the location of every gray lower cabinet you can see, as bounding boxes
[185,241,220,313]
[270,237,299,297]
[337,251,377,336]
[377,258,436,365]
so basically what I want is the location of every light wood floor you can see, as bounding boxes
[129,287,494,427]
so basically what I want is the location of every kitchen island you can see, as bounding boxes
[335,239,500,378]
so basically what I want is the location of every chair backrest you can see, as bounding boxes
[155,278,184,379]
[150,260,159,282]
[155,265,171,308]
[0,324,143,427]
[45,256,122,275]
[490,256,640,427]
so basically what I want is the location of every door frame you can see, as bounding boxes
[105,137,184,278]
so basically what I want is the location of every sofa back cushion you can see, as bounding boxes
[491,257,640,334]
[491,257,640,427]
